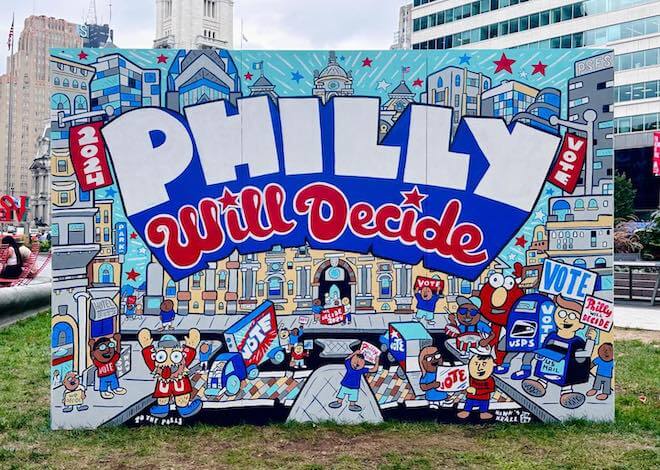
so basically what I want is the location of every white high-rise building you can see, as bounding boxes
[406,0,660,212]
[154,0,234,49]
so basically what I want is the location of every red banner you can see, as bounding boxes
[547,133,587,193]
[0,195,27,222]
[69,122,113,191]
[654,132,660,176]
[414,275,444,293]
[320,306,346,325]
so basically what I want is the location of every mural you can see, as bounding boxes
[50,48,615,429]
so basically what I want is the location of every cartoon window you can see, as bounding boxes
[574,199,584,210]
[103,227,110,242]
[54,77,60,86]
[74,95,87,110]
[573,259,587,268]
[455,75,461,87]
[193,302,200,309]
[72,80,79,88]
[437,76,443,88]
[588,199,598,210]
[595,258,607,268]
[217,271,227,289]
[460,280,471,294]
[62,79,69,87]
[268,277,283,298]
[166,280,176,296]
[379,276,392,298]
[192,273,201,289]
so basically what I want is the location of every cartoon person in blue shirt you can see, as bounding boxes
[418,346,451,409]
[415,285,442,325]
[329,350,379,412]
[587,342,614,400]
[447,296,496,353]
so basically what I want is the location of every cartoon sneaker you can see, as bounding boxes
[328,400,343,409]
[522,379,546,398]
[113,387,127,395]
[511,367,532,381]
[177,398,203,418]
[77,405,89,412]
[348,403,362,412]
[150,403,170,418]
[100,391,114,399]
[559,392,585,409]
[494,364,510,375]
[62,405,74,413]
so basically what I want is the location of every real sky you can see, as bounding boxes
[0,0,405,73]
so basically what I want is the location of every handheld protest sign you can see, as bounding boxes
[50,48,614,429]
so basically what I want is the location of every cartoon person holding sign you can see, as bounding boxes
[329,349,380,412]
[414,282,442,326]
[418,346,451,409]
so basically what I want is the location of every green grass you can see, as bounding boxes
[0,312,658,469]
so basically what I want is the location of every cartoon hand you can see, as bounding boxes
[113,332,121,346]
[467,387,476,395]
[185,328,201,349]
[138,328,153,349]
[586,328,597,341]
[479,338,490,347]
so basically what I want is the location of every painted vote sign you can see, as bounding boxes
[581,296,614,332]
[50,48,615,430]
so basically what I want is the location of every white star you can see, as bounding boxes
[508,253,517,261]
[519,70,528,79]
[138,247,147,255]
[377,79,391,91]
[534,210,546,221]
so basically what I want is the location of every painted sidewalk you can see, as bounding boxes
[614,301,660,331]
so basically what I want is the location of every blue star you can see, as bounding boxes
[291,71,304,83]
[545,188,555,196]
[104,187,117,198]
[458,53,471,65]
[339,55,346,61]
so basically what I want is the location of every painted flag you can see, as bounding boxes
[7,16,14,51]
[253,61,264,71]
[402,66,411,73]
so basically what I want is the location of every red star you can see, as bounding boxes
[157,54,168,64]
[218,188,239,213]
[130,232,138,239]
[515,235,528,248]
[401,186,428,211]
[362,57,373,67]
[412,78,424,87]
[532,61,547,76]
[244,71,253,80]
[77,50,89,60]
[493,53,516,74]
[126,269,140,281]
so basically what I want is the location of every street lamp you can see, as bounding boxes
[549,109,597,196]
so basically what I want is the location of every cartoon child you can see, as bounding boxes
[312,299,323,323]
[290,343,309,369]
[159,299,176,331]
[587,342,614,401]
[279,328,291,353]
[414,284,442,325]
[342,297,353,325]
[328,349,379,412]
[522,296,596,409]
[289,326,304,349]
[61,371,89,413]
[418,346,449,409]
[448,296,496,353]
[138,328,203,419]
[198,341,213,371]
[89,333,127,399]
[457,349,496,420]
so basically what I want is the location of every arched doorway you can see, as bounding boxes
[313,259,356,308]
[51,321,75,387]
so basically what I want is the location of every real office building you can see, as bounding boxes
[407,0,660,211]
[155,0,234,49]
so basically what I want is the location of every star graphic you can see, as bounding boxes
[508,253,517,261]
[130,232,138,239]
[77,50,89,60]
[545,188,556,196]
[401,186,428,211]
[218,188,239,213]
[291,70,304,83]
[126,269,140,281]
[532,61,547,76]
[412,78,424,87]
[376,79,391,91]
[515,235,528,248]
[458,53,471,65]
[138,247,147,255]
[339,55,346,61]
[104,187,117,198]
[362,57,373,67]
[534,210,546,221]
[156,54,168,64]
[519,70,529,79]
[244,71,253,81]
[493,53,516,74]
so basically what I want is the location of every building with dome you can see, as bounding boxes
[312,51,354,103]
[380,80,416,138]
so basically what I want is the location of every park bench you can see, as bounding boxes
[0,241,51,287]
[614,260,660,305]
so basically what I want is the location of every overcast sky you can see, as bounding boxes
[0,0,405,73]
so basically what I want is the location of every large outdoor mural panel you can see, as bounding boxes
[50,48,615,429]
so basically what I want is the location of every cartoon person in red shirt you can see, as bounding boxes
[88,333,127,399]
[138,328,202,419]
[457,349,496,420]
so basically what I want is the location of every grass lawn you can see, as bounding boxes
[0,312,658,469]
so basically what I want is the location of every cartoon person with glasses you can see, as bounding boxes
[89,333,127,399]
[446,296,496,354]
[138,328,202,419]
[522,296,596,409]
